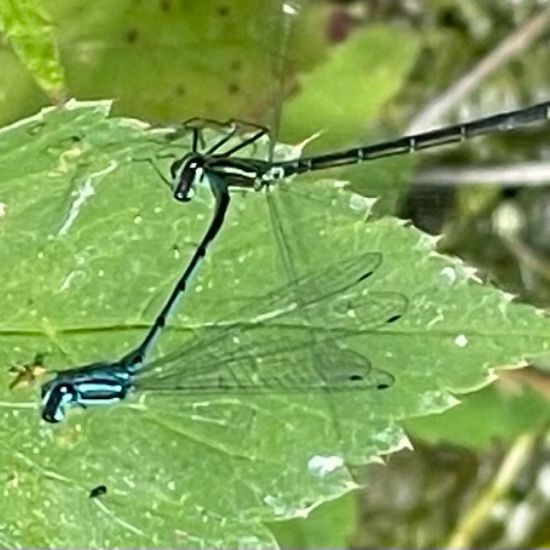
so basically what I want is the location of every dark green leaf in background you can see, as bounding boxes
[407,377,550,450]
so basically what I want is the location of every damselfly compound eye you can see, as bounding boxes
[174,184,195,202]
[41,382,78,423]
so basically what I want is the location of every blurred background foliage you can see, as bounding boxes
[2,0,550,547]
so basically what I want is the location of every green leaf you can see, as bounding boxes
[270,492,357,549]
[281,25,420,149]
[0,0,314,125]
[0,0,65,97]
[47,0,294,122]
[1,101,549,548]
[406,379,550,449]
[280,25,420,215]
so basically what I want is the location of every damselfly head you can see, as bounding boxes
[41,380,78,423]
[170,153,205,202]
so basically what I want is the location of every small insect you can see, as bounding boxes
[9,352,47,390]
[89,484,107,499]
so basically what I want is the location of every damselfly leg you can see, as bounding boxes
[180,117,270,156]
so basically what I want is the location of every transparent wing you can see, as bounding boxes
[139,249,381,367]
[135,256,406,392]
[247,250,383,321]
[139,338,395,394]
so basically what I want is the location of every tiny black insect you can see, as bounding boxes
[89,484,107,499]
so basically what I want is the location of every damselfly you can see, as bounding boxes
[31,126,232,422]
[168,102,550,204]
[41,251,405,422]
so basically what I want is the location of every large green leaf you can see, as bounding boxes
[1,102,549,548]
[0,0,307,125]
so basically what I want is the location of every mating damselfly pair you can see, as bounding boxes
[33,0,550,425]
[39,98,550,422]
